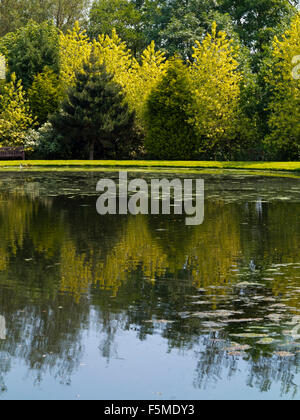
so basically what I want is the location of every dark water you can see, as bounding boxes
[0,170,300,400]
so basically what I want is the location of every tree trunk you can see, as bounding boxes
[89,142,95,160]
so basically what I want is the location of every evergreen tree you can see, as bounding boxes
[52,58,134,160]
[144,57,198,160]
[0,20,59,89]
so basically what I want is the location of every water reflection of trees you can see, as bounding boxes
[192,334,300,398]
[0,287,89,392]
[0,179,300,397]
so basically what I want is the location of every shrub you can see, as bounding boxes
[25,123,67,159]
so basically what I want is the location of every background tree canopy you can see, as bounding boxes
[0,0,91,35]
[0,20,60,89]
[0,0,299,160]
[219,0,298,49]
[87,0,299,59]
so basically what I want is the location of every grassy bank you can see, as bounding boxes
[0,160,299,172]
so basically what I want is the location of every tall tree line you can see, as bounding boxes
[0,0,299,160]
[1,1,299,49]
[0,0,91,35]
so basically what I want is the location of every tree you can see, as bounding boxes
[264,13,300,160]
[89,0,146,56]
[126,42,167,131]
[131,0,299,63]
[0,0,25,36]
[144,57,198,159]
[28,67,64,125]
[218,0,299,51]
[48,0,91,31]
[59,22,166,136]
[0,21,59,89]
[59,22,92,88]
[52,59,134,160]
[92,29,132,90]
[189,23,243,159]
[0,73,35,147]
[0,0,90,36]
[102,0,236,60]
[153,0,236,60]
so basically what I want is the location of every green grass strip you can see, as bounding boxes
[0,160,299,172]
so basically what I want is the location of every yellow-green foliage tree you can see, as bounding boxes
[28,67,64,125]
[59,23,167,136]
[126,42,167,129]
[59,24,133,93]
[92,30,132,88]
[189,22,243,158]
[0,73,35,147]
[265,13,300,160]
[59,22,92,88]
[93,33,166,131]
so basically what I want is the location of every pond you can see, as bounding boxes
[0,169,300,400]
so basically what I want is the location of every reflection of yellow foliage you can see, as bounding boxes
[30,215,65,258]
[58,207,241,303]
[0,249,7,271]
[188,204,241,287]
[262,205,300,311]
[0,191,36,256]
[94,216,168,296]
[2,184,300,320]
[60,243,93,302]
[187,204,241,308]
[0,189,58,273]
[152,202,241,308]
[59,216,169,299]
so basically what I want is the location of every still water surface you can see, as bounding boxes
[0,170,300,400]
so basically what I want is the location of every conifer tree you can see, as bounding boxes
[1,21,59,90]
[52,58,134,160]
[144,57,198,160]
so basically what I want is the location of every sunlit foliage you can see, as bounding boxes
[265,13,300,160]
[189,23,243,158]
[0,73,35,147]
